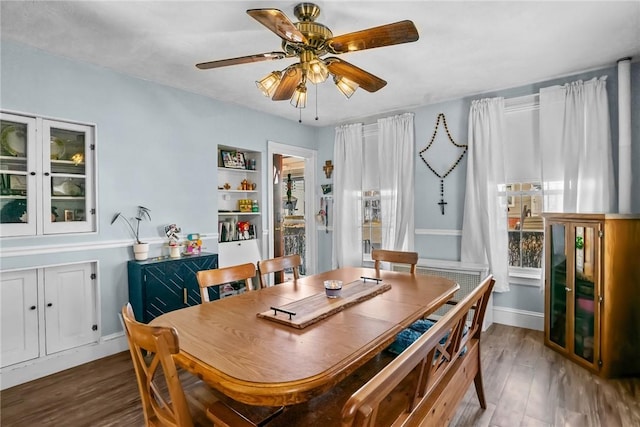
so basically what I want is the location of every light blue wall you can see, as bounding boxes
[315,126,335,273]
[0,41,318,335]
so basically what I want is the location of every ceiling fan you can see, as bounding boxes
[196,3,419,110]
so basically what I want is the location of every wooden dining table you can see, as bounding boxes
[150,267,459,406]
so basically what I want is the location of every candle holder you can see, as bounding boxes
[324,280,343,298]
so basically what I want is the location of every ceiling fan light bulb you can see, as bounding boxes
[290,84,307,109]
[334,76,359,99]
[307,59,329,84]
[256,71,282,97]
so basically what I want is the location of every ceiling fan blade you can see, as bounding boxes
[272,66,302,101]
[196,52,286,70]
[326,20,419,54]
[325,58,387,92]
[247,8,308,44]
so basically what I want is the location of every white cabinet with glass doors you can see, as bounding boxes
[1,262,99,368]
[0,111,96,237]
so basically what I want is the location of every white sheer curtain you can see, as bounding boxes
[332,123,363,268]
[539,77,615,213]
[461,98,510,292]
[377,113,415,252]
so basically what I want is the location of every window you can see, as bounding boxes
[505,182,543,269]
[362,125,382,262]
[504,98,544,278]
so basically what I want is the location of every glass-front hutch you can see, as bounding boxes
[1,112,96,237]
[545,218,599,368]
[543,213,640,377]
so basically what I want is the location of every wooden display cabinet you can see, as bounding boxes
[543,213,640,378]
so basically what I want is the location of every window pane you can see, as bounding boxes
[522,232,543,268]
[506,183,543,268]
[363,191,381,256]
[508,231,521,266]
[505,108,540,183]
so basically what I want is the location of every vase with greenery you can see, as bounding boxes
[111,206,151,260]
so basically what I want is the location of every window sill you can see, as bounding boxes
[508,267,542,287]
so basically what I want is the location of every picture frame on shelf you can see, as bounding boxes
[7,174,27,196]
[9,174,26,190]
[221,150,246,169]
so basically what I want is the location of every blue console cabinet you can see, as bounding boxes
[127,253,218,323]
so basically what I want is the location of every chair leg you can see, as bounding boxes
[473,349,487,409]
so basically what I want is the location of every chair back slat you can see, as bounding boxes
[122,303,194,427]
[371,249,419,274]
[196,262,256,302]
[257,254,301,288]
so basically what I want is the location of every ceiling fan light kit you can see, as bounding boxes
[290,82,308,108]
[196,2,419,118]
[256,70,282,97]
[334,75,359,99]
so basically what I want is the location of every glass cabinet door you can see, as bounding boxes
[0,113,37,236]
[548,222,567,348]
[572,223,598,363]
[42,119,95,234]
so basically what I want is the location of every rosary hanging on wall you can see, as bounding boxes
[418,113,467,215]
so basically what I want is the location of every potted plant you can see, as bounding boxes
[111,206,151,260]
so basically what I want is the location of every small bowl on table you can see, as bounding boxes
[324,280,343,298]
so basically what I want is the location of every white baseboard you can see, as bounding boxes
[491,306,544,331]
[0,332,128,390]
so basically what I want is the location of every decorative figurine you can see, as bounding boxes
[323,160,334,179]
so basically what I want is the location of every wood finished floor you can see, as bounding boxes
[1,324,639,427]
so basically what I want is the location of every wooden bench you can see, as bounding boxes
[341,274,495,427]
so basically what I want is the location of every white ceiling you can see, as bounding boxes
[1,1,639,126]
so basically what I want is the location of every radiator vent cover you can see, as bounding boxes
[392,259,489,317]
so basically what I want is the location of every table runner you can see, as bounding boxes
[257,278,391,329]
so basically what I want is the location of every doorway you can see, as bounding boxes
[267,141,317,283]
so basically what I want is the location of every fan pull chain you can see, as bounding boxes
[299,107,302,124]
[315,83,319,121]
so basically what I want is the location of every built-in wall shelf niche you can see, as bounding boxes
[217,145,261,243]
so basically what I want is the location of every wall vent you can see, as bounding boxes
[392,259,490,324]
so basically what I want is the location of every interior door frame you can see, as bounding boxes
[267,141,317,276]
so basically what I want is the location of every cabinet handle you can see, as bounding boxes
[183,288,187,304]
[565,287,572,292]
[47,302,53,307]
[30,305,36,310]
[30,172,36,176]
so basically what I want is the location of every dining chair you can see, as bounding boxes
[121,303,254,427]
[372,249,419,274]
[196,262,256,302]
[371,248,457,321]
[257,254,302,288]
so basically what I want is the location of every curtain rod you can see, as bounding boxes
[505,93,539,112]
